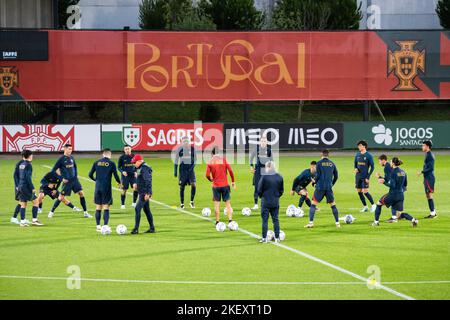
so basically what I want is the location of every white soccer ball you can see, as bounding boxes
[202,207,211,217]
[241,207,251,216]
[116,224,127,235]
[228,221,239,231]
[345,214,356,224]
[279,230,286,241]
[286,205,297,217]
[294,207,304,218]
[101,225,111,235]
[216,222,226,232]
[267,230,275,241]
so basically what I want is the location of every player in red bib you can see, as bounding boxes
[205,147,236,225]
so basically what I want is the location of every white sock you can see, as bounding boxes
[392,216,397,219]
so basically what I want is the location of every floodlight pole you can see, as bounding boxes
[363,100,370,121]
[243,101,250,123]
[123,101,129,122]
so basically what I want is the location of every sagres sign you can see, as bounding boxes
[344,122,450,149]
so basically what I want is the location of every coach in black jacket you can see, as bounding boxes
[257,161,284,243]
[131,154,155,235]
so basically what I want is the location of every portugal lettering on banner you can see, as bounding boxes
[1,30,449,101]
[126,33,306,98]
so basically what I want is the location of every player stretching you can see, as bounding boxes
[418,140,437,219]
[89,149,121,232]
[374,157,418,227]
[48,144,91,218]
[16,150,43,227]
[305,150,340,228]
[206,147,236,226]
[375,154,397,223]
[290,161,316,211]
[354,140,376,213]
[131,154,155,234]
[118,145,138,209]
[250,136,272,210]
[37,169,75,214]
[10,154,24,224]
[174,136,197,209]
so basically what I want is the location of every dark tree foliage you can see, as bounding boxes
[436,0,450,29]
[272,0,362,30]
[198,0,264,30]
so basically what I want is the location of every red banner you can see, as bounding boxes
[1,30,449,101]
[123,123,223,151]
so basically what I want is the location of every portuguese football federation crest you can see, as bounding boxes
[123,126,141,147]
[388,41,425,91]
[0,66,19,96]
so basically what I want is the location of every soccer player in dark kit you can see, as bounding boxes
[258,161,284,243]
[118,145,138,209]
[354,140,376,213]
[37,168,64,214]
[374,157,418,228]
[250,136,273,210]
[375,154,397,223]
[418,140,437,219]
[305,150,340,229]
[174,136,197,209]
[130,154,155,235]
[89,149,121,232]
[10,153,25,225]
[290,161,317,211]
[16,150,43,227]
[48,144,91,218]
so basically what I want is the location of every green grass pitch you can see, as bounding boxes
[0,152,449,300]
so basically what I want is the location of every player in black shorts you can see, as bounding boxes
[48,144,90,218]
[118,145,138,209]
[89,149,121,232]
[374,157,418,228]
[418,140,437,219]
[10,154,25,224]
[174,136,197,209]
[16,150,43,227]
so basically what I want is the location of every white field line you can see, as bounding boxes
[42,166,416,300]
[0,275,449,286]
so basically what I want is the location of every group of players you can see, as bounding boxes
[10,136,436,236]
[247,138,436,233]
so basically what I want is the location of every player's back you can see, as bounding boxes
[13,160,21,187]
[41,171,61,186]
[18,160,33,189]
[389,167,407,195]
[315,158,337,190]
[92,158,117,190]
[206,156,233,188]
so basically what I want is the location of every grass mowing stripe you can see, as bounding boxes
[43,165,416,300]
[1,275,448,286]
